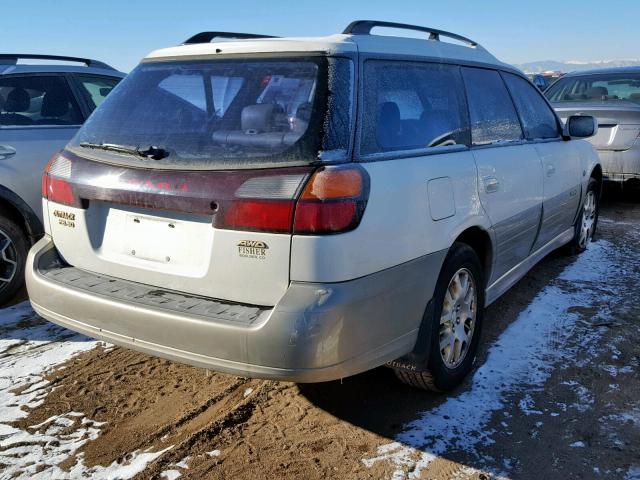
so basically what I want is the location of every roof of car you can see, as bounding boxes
[0,64,126,77]
[144,26,512,72]
[0,54,125,77]
[562,66,640,77]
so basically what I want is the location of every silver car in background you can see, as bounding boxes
[546,67,640,184]
[0,54,124,304]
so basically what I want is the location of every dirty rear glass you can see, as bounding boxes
[71,57,353,169]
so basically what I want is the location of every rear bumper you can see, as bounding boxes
[598,144,640,182]
[26,236,445,382]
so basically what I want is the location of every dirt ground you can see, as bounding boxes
[2,189,639,480]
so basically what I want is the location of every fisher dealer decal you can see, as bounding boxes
[237,240,269,260]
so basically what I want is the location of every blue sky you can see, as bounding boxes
[4,0,638,72]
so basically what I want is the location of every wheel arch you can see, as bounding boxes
[452,226,493,287]
[0,185,43,244]
[590,164,603,198]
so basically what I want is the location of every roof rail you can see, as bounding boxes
[183,32,279,45]
[343,20,480,48]
[0,54,116,70]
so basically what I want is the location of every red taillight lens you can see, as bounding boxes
[222,200,295,233]
[42,154,77,206]
[294,200,358,233]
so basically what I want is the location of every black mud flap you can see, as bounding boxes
[386,299,434,372]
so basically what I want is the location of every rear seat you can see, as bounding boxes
[213,104,303,148]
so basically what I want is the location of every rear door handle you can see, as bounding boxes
[0,145,16,160]
[546,164,556,177]
[483,176,499,194]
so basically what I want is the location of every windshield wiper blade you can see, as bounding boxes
[79,142,169,160]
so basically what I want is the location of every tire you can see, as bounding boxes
[566,178,599,255]
[0,214,29,306]
[393,243,485,392]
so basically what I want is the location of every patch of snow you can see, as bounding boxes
[519,394,543,415]
[626,466,640,480]
[207,449,221,457]
[570,441,586,448]
[244,387,253,397]
[602,364,634,378]
[363,240,628,479]
[161,470,182,480]
[0,302,165,478]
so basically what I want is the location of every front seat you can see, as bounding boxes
[585,86,609,99]
[0,88,33,126]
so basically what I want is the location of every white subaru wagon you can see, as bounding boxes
[26,21,601,391]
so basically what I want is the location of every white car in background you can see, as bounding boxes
[27,21,601,391]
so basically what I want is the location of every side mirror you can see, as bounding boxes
[564,115,598,139]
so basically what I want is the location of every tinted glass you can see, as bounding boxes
[75,74,121,110]
[503,73,559,140]
[72,57,351,169]
[461,68,523,146]
[546,73,640,104]
[361,60,470,154]
[0,75,82,126]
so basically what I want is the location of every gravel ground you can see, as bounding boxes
[0,192,638,480]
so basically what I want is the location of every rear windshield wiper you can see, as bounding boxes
[79,142,169,160]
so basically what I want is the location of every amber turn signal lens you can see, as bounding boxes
[300,168,363,200]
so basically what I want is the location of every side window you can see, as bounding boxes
[502,73,560,140]
[0,75,82,127]
[461,68,523,146]
[75,74,121,110]
[360,60,470,155]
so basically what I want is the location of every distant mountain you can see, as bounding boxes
[514,59,640,74]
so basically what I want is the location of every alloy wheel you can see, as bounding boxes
[439,268,477,369]
[579,190,597,249]
[0,228,17,291]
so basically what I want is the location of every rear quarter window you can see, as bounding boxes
[360,60,470,155]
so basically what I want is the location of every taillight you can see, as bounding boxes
[42,154,77,206]
[294,166,369,234]
[223,200,295,233]
[216,165,369,235]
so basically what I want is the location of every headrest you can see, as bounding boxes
[585,86,608,98]
[41,89,70,117]
[4,88,30,112]
[241,104,282,133]
[379,102,400,123]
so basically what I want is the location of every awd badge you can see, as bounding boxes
[237,240,269,260]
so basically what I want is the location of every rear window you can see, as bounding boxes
[71,57,353,169]
[546,73,640,104]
